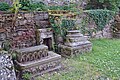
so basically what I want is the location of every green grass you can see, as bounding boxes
[37,39,120,80]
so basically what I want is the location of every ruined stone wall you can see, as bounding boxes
[77,13,113,39]
[0,11,52,49]
[0,12,35,49]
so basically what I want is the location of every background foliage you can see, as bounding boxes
[0,2,10,11]
[19,0,48,11]
[86,0,120,11]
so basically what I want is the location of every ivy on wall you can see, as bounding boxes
[84,9,115,31]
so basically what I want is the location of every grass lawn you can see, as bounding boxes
[37,39,120,80]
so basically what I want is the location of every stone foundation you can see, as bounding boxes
[13,45,61,80]
[58,42,92,57]
[15,51,61,80]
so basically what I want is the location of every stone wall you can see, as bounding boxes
[87,20,113,39]
[0,11,53,49]
[0,12,36,49]
[77,13,114,39]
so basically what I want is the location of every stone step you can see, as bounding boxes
[66,34,84,38]
[65,41,91,47]
[67,33,82,36]
[67,37,87,42]
[67,30,80,33]
[14,45,48,63]
[15,51,61,79]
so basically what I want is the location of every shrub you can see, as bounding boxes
[0,2,10,11]
[19,0,48,11]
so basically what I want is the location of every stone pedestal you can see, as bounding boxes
[14,45,61,80]
[58,30,92,57]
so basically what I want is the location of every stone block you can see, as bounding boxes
[36,28,53,50]
[35,20,51,28]
[34,12,49,20]
[37,28,53,39]
[14,45,48,63]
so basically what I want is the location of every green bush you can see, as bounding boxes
[19,0,30,11]
[48,3,77,11]
[0,2,10,11]
[30,2,48,11]
[19,0,48,11]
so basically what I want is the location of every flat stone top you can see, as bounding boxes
[66,34,83,37]
[15,45,48,53]
[67,30,80,33]
[65,41,91,47]
[68,37,86,41]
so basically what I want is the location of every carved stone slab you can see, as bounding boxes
[0,51,16,80]
[15,51,61,80]
[14,45,48,63]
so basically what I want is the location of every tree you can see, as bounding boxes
[86,0,120,11]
